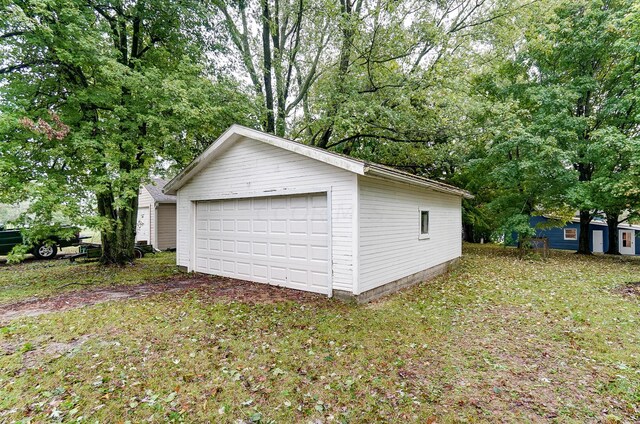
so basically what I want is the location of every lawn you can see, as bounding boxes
[0,252,182,305]
[1,245,639,423]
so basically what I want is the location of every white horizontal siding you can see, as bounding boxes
[358,175,462,293]
[176,137,357,292]
[137,186,156,247]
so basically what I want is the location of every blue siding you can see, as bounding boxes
[529,216,581,250]
[522,216,639,255]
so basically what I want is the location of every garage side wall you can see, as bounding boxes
[156,204,177,250]
[358,176,462,293]
[137,186,155,247]
[176,137,357,293]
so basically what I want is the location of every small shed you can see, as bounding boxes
[164,125,472,302]
[528,216,640,255]
[136,178,177,250]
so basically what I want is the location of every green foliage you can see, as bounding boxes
[0,0,256,263]
[6,244,29,264]
[459,0,640,244]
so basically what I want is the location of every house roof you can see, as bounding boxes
[164,125,473,199]
[144,178,176,204]
[569,217,640,231]
[541,215,640,231]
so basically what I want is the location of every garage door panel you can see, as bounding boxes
[310,272,329,289]
[194,193,330,294]
[236,262,251,277]
[312,195,327,208]
[208,258,221,271]
[209,219,221,232]
[270,266,287,283]
[237,241,251,254]
[289,244,308,259]
[289,220,308,235]
[270,197,287,209]
[209,239,221,252]
[252,242,268,256]
[253,198,268,209]
[237,220,251,232]
[310,245,329,261]
[222,260,235,273]
[253,220,268,233]
[311,219,328,235]
[222,219,235,231]
[237,198,251,210]
[222,240,235,253]
[269,242,287,258]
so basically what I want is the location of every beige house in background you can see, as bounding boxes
[136,178,177,250]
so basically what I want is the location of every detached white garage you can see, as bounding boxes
[164,125,472,302]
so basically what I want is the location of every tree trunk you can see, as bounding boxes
[97,190,138,264]
[577,209,591,254]
[605,212,620,255]
[316,0,361,148]
[261,0,275,133]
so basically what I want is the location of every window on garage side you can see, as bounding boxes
[419,209,429,239]
[564,228,577,240]
[622,231,631,248]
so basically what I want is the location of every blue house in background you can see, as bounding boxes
[528,216,640,255]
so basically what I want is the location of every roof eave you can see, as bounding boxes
[163,124,367,195]
[364,165,474,199]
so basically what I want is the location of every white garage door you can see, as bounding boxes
[194,193,330,294]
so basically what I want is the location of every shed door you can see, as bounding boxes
[136,207,150,244]
[620,229,635,255]
[592,230,603,253]
[194,193,330,294]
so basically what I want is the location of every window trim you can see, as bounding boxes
[564,228,577,240]
[419,208,430,240]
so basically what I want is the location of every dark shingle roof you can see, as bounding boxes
[144,178,176,204]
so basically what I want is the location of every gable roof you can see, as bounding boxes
[164,125,473,199]
[144,178,176,204]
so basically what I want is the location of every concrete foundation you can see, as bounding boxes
[333,257,459,303]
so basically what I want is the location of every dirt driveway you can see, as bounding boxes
[0,275,324,323]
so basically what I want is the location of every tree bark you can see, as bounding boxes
[98,191,138,264]
[316,0,361,148]
[261,0,275,133]
[577,209,592,255]
[605,212,621,255]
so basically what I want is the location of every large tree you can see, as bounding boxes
[519,0,640,254]
[213,0,330,136]
[0,0,254,263]
[461,0,640,252]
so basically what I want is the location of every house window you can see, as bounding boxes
[622,231,631,248]
[419,210,429,239]
[564,228,577,240]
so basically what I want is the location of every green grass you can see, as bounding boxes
[0,252,181,305]
[1,245,640,422]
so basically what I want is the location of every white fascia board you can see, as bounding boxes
[164,125,366,195]
[364,165,474,199]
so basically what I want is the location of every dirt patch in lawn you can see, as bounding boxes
[21,334,93,369]
[613,281,640,297]
[0,275,325,323]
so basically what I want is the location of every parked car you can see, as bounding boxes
[0,226,82,259]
